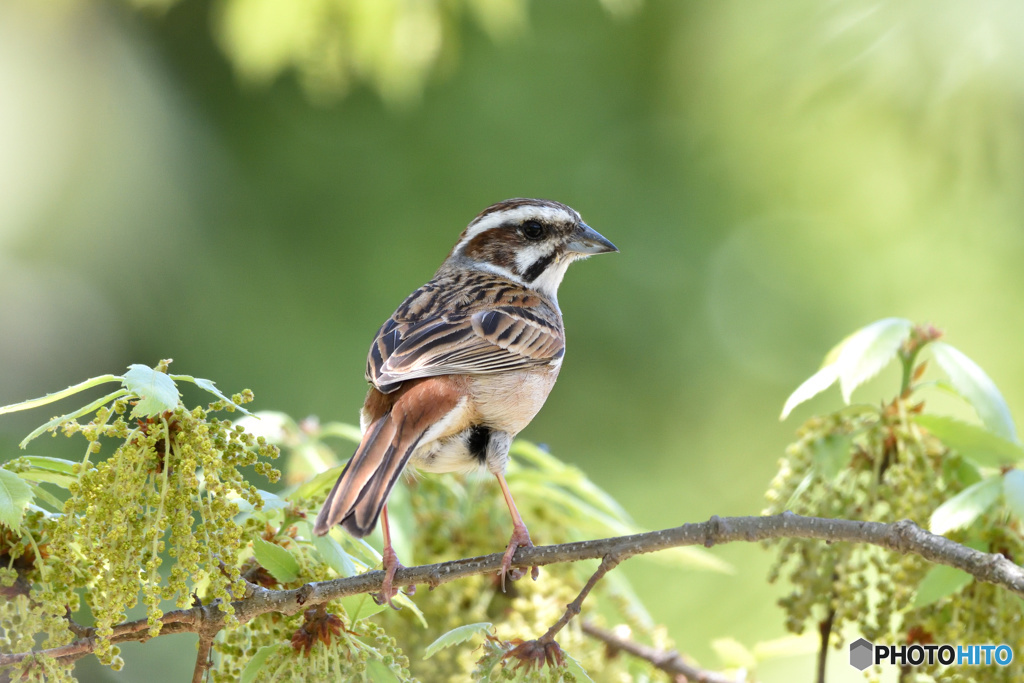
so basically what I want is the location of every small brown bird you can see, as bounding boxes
[313,198,617,604]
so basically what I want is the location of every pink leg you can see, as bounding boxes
[375,504,403,608]
[495,471,538,591]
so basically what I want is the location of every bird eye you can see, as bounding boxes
[522,220,545,240]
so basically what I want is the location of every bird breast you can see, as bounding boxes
[467,363,561,434]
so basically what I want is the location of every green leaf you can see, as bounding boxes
[288,465,346,502]
[913,564,974,608]
[942,455,982,488]
[365,659,399,682]
[929,476,1002,535]
[711,636,757,670]
[835,318,913,403]
[170,374,253,416]
[0,374,122,416]
[318,422,363,444]
[785,472,813,509]
[17,456,79,488]
[752,633,819,660]
[340,591,388,623]
[931,342,1018,443]
[122,365,180,418]
[564,652,596,682]
[240,643,287,683]
[18,389,128,449]
[252,538,300,583]
[0,469,34,532]
[391,590,427,627]
[1002,469,1024,521]
[780,364,840,420]
[781,319,913,419]
[810,433,853,481]
[312,533,357,578]
[913,414,1024,467]
[423,623,492,659]
[511,440,635,523]
[25,481,63,511]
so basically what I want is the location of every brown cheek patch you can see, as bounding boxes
[463,229,518,270]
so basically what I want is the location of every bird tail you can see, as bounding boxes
[312,378,462,537]
[312,411,414,537]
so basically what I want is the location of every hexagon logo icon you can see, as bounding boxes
[849,638,873,671]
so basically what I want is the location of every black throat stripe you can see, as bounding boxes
[522,252,556,282]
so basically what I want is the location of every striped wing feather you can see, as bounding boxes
[368,307,564,393]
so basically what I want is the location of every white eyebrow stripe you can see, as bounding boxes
[458,205,577,246]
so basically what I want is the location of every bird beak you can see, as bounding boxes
[567,222,618,255]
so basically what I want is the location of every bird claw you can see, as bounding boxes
[499,523,538,592]
[374,546,403,609]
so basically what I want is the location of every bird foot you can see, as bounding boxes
[499,523,539,592]
[373,545,403,608]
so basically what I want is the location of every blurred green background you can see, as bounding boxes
[3,0,1024,680]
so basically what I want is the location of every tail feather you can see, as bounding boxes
[313,414,412,537]
[313,377,465,538]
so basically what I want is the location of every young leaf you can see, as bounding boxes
[912,564,973,608]
[18,389,128,448]
[752,633,819,659]
[122,365,180,418]
[240,643,288,683]
[835,318,913,403]
[365,659,400,681]
[780,364,840,420]
[913,414,1024,467]
[711,636,757,670]
[340,592,388,623]
[288,465,346,502]
[252,538,300,583]
[0,374,121,416]
[0,468,34,533]
[1002,469,1024,521]
[25,481,63,511]
[810,433,853,481]
[312,533,357,578]
[170,375,253,416]
[929,476,1002,535]
[423,622,492,659]
[931,342,1018,443]
[319,421,364,444]
[18,456,79,488]
[564,652,596,682]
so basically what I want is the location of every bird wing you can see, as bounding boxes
[366,306,564,393]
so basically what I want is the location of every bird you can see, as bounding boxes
[313,198,617,605]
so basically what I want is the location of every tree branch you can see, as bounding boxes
[3,513,1022,670]
[581,620,739,683]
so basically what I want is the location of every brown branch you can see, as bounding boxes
[540,552,622,643]
[505,553,624,669]
[3,513,1023,670]
[581,620,739,683]
[191,634,214,683]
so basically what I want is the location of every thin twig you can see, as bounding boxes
[581,620,740,683]
[3,513,1023,670]
[504,553,625,669]
[815,606,835,683]
[191,634,214,683]
[540,553,623,643]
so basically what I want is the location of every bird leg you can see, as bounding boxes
[496,471,539,591]
[374,504,403,608]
